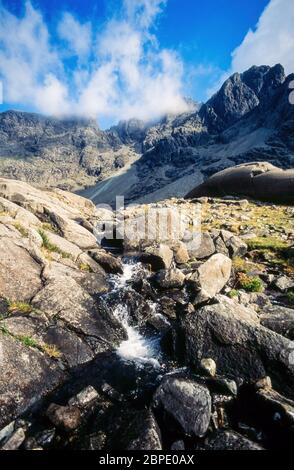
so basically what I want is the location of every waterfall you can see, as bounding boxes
[107,259,162,368]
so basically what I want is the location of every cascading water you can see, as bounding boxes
[105,259,162,368]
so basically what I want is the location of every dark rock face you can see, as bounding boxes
[113,410,162,450]
[0,333,65,429]
[0,111,141,191]
[153,376,211,437]
[114,64,293,204]
[260,306,294,339]
[198,430,264,450]
[174,296,294,399]
[201,65,286,133]
[185,162,294,204]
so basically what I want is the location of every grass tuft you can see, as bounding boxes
[38,229,71,259]
[14,222,29,237]
[79,263,93,273]
[42,344,62,359]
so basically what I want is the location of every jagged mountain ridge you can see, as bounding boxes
[0,64,293,203]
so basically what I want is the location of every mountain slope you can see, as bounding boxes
[0,64,293,204]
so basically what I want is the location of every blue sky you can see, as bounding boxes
[0,0,293,128]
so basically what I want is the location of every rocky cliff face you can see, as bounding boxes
[0,111,143,191]
[0,64,293,203]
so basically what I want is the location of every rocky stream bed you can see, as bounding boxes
[0,178,294,451]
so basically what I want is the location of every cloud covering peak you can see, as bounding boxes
[0,0,188,124]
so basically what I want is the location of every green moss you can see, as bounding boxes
[8,301,33,314]
[14,222,29,237]
[0,323,61,358]
[18,335,38,348]
[38,229,71,259]
[232,256,263,273]
[79,263,93,273]
[228,289,239,298]
[247,237,289,252]
[237,273,264,293]
[41,222,59,234]
[0,324,9,335]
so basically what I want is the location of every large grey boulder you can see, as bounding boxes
[187,253,232,302]
[140,244,174,271]
[189,232,215,259]
[155,268,186,289]
[31,277,125,347]
[153,376,211,437]
[176,295,294,398]
[185,162,294,204]
[260,305,294,339]
[0,333,65,429]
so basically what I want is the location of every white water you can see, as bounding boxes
[109,260,161,368]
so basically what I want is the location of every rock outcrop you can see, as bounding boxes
[185,162,294,204]
[0,178,126,429]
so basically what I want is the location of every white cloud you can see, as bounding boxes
[231,0,294,74]
[0,0,188,124]
[57,13,92,59]
[207,0,294,98]
[124,0,167,29]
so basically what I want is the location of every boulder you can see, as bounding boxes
[46,210,97,250]
[1,427,26,450]
[200,358,217,377]
[68,386,99,409]
[0,238,42,302]
[255,388,294,427]
[32,277,125,346]
[274,276,294,293]
[153,376,211,437]
[155,269,186,289]
[217,230,247,257]
[200,430,263,450]
[46,404,82,432]
[88,249,123,274]
[185,162,294,205]
[189,232,215,259]
[0,333,65,429]
[140,244,173,271]
[187,254,232,302]
[40,230,82,261]
[172,242,190,264]
[176,295,294,398]
[117,410,162,450]
[260,305,294,339]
